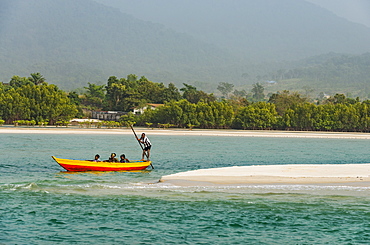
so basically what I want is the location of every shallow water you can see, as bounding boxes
[1,132,370,244]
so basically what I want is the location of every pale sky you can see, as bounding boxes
[306,0,370,28]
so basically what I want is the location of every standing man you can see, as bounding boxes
[138,133,152,161]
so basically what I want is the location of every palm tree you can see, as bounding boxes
[29,73,45,85]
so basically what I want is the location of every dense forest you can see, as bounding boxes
[0,74,77,125]
[2,73,370,132]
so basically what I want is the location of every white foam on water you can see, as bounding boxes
[3,180,370,198]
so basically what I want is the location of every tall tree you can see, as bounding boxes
[251,83,265,101]
[9,75,32,88]
[217,82,234,98]
[325,93,359,105]
[268,90,307,115]
[233,89,247,98]
[83,82,105,109]
[180,83,215,103]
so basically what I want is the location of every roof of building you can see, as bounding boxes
[70,119,101,122]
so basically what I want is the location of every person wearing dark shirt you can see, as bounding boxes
[119,154,130,163]
[105,153,118,162]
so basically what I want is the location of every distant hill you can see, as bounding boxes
[1,0,370,93]
[94,0,370,61]
[0,0,239,89]
[259,53,370,99]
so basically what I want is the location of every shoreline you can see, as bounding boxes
[1,126,370,139]
[160,164,370,186]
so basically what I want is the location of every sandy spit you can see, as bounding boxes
[160,164,370,186]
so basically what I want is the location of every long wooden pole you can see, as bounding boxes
[130,125,154,169]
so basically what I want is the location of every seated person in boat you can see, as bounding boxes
[119,154,130,163]
[104,153,118,162]
[93,154,101,162]
[87,154,101,162]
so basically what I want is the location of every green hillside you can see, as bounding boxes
[1,0,370,93]
[259,53,370,99]
[0,0,238,89]
[95,0,370,61]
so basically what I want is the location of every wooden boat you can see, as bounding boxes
[52,156,151,172]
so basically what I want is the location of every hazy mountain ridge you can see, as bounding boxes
[94,0,370,61]
[260,53,370,98]
[1,0,370,93]
[0,0,238,89]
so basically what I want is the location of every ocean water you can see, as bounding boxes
[1,131,370,244]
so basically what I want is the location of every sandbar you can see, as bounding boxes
[1,127,370,139]
[160,164,370,186]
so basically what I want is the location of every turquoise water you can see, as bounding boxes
[1,131,370,244]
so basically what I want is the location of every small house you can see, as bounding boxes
[91,111,127,121]
[133,103,164,115]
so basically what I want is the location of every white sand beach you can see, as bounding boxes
[1,126,370,139]
[160,164,370,186]
[3,127,370,186]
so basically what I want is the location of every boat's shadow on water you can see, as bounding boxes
[57,169,153,175]
[55,169,159,185]
[59,169,153,174]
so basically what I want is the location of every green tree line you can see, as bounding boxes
[138,99,234,129]
[0,73,77,124]
[136,94,370,132]
[2,73,370,132]
[82,75,215,111]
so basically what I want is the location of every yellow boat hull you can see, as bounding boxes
[52,156,151,172]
